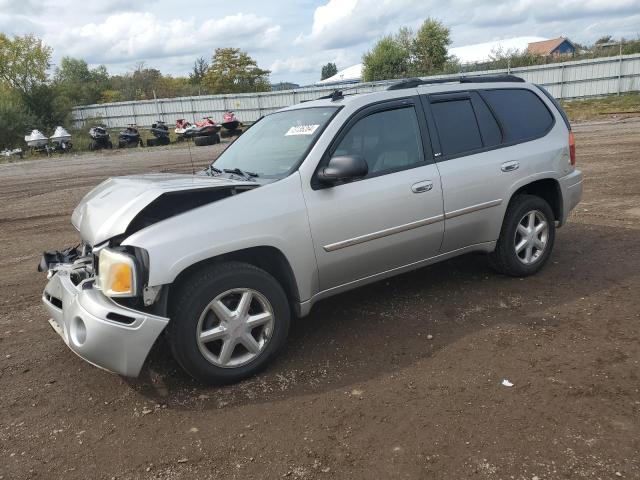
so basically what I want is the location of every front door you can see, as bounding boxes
[302,98,444,291]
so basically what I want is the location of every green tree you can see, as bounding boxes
[320,62,338,80]
[0,33,51,97]
[202,48,271,94]
[411,18,451,75]
[0,86,35,149]
[54,57,109,106]
[190,57,209,86]
[362,35,410,81]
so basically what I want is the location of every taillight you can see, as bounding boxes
[569,130,576,166]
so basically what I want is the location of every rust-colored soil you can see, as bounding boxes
[1,121,639,479]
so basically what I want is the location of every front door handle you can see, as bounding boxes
[411,180,433,193]
[501,161,520,172]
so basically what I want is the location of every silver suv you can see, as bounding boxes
[40,75,583,384]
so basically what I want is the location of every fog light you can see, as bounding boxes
[71,316,87,346]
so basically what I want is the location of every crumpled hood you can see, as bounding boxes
[72,173,257,246]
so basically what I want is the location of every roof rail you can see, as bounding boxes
[317,90,345,101]
[386,74,525,91]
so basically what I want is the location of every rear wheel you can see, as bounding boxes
[168,262,291,384]
[489,194,555,277]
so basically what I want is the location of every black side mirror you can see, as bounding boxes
[317,155,368,184]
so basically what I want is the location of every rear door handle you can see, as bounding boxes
[411,180,433,193]
[501,161,520,172]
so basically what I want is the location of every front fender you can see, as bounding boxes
[122,173,319,303]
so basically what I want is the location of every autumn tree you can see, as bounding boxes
[202,48,271,94]
[321,62,338,80]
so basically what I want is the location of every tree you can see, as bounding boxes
[190,57,209,86]
[202,48,271,94]
[0,33,51,97]
[595,35,613,45]
[362,36,411,81]
[321,62,338,80]
[0,86,35,149]
[54,57,109,106]
[411,18,451,75]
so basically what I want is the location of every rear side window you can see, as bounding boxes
[430,99,482,156]
[482,89,554,142]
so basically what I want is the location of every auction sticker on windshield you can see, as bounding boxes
[285,124,320,136]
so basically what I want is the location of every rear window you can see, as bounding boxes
[481,89,554,143]
[431,99,483,156]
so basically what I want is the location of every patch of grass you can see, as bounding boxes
[561,92,640,122]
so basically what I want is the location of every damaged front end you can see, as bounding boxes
[40,243,169,377]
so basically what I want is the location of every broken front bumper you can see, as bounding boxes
[42,265,168,377]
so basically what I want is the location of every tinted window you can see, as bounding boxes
[333,106,424,176]
[430,99,482,156]
[536,84,571,129]
[473,96,502,147]
[482,89,554,142]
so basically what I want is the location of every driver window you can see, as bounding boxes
[333,106,424,177]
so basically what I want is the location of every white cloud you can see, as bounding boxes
[51,12,281,64]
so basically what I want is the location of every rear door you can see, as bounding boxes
[420,87,555,252]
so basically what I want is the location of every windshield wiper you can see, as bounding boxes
[223,168,259,180]
[203,165,223,176]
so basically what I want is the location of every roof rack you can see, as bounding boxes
[386,74,525,90]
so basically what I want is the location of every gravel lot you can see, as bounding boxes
[1,120,639,480]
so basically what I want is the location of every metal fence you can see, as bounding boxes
[72,53,640,128]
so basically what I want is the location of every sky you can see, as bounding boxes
[1,0,639,85]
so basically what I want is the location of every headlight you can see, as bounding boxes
[98,248,138,297]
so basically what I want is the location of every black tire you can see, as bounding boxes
[194,134,218,146]
[167,261,291,384]
[159,136,170,145]
[147,138,159,147]
[489,194,556,277]
[118,139,126,148]
[106,140,113,149]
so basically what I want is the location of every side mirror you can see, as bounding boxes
[317,155,368,184]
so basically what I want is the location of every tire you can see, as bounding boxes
[159,136,170,145]
[194,134,218,146]
[167,261,291,384]
[106,140,113,149]
[489,194,556,277]
[118,139,126,148]
[147,138,159,147]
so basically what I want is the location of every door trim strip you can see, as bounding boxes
[323,214,445,252]
[444,199,503,220]
[322,198,503,253]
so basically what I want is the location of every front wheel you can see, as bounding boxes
[167,262,291,384]
[489,194,555,277]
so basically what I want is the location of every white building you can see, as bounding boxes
[449,36,547,64]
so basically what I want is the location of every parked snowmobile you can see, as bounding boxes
[118,124,143,148]
[49,126,73,153]
[89,125,113,150]
[147,120,170,146]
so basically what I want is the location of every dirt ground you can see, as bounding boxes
[1,120,639,480]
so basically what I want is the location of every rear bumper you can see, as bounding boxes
[559,169,583,226]
[42,268,168,377]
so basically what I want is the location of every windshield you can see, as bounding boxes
[212,107,338,178]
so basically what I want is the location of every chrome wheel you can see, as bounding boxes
[196,288,275,368]
[514,210,549,265]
